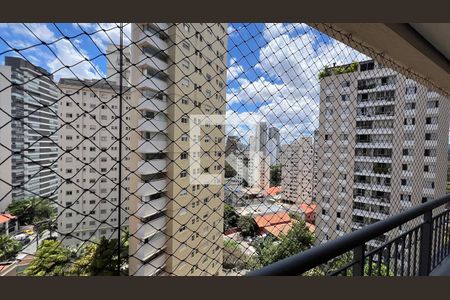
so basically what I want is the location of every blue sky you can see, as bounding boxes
[0,23,369,145]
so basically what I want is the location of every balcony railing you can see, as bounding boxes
[248,194,450,276]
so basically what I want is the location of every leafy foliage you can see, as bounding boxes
[70,235,129,276]
[23,240,73,276]
[24,233,129,276]
[251,220,314,268]
[237,215,258,238]
[318,61,358,79]
[0,234,21,262]
[223,239,254,271]
[304,252,394,276]
[270,164,282,187]
[6,198,55,226]
[224,203,239,231]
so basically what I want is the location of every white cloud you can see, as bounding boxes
[76,23,132,52]
[227,23,370,144]
[227,57,245,82]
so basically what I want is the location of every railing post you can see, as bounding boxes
[419,210,433,276]
[352,244,365,276]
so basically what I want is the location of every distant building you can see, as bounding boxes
[106,44,131,86]
[248,122,271,190]
[267,127,281,166]
[56,78,131,247]
[315,60,450,246]
[0,214,18,236]
[280,137,315,205]
[3,57,59,203]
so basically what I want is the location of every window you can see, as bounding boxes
[183,23,190,32]
[341,94,348,101]
[181,78,190,87]
[182,59,190,69]
[182,41,190,50]
[181,152,188,160]
[181,116,189,123]
[180,170,188,178]
[406,86,417,95]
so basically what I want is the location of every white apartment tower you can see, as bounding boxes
[280,137,315,205]
[57,78,130,247]
[4,57,59,203]
[106,44,132,86]
[128,23,228,276]
[248,121,270,190]
[316,60,450,246]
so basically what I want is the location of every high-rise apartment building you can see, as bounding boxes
[267,127,280,166]
[4,57,59,203]
[280,137,315,205]
[316,60,450,246]
[128,23,228,276]
[248,122,270,190]
[57,78,130,247]
[106,44,132,86]
[0,66,12,212]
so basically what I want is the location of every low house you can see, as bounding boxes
[254,212,293,238]
[300,203,317,225]
[265,186,282,201]
[0,214,19,236]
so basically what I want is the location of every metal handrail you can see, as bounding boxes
[247,194,450,276]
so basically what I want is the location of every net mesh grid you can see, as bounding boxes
[0,22,448,276]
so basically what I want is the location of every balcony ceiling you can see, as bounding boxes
[409,23,450,61]
[311,23,450,95]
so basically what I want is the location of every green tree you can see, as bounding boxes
[270,164,282,186]
[223,239,253,271]
[237,215,258,238]
[304,252,394,276]
[252,220,314,268]
[23,240,73,276]
[224,203,239,231]
[7,198,55,226]
[69,233,129,276]
[0,234,21,262]
[225,161,237,178]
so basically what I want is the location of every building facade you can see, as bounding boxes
[128,23,228,276]
[106,44,132,86]
[267,126,280,166]
[280,137,315,205]
[4,57,59,204]
[56,78,130,247]
[0,66,12,213]
[248,122,270,190]
[315,60,450,246]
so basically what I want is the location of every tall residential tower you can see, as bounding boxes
[128,23,228,276]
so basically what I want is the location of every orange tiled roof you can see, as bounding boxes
[266,186,282,196]
[300,203,317,214]
[254,212,292,228]
[263,223,293,237]
[0,214,16,224]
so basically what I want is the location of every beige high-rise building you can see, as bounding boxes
[106,44,131,86]
[316,60,450,247]
[280,137,315,205]
[128,23,228,276]
[57,78,130,247]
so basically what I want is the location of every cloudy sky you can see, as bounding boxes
[0,23,370,145]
